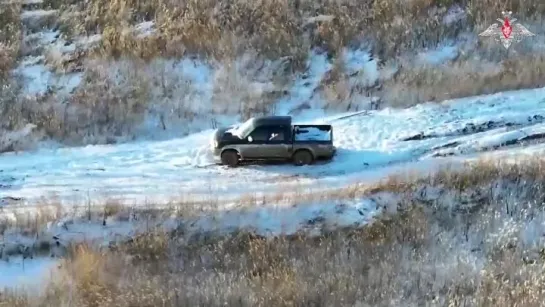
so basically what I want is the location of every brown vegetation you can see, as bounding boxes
[3,195,545,305]
[1,0,545,147]
[56,0,545,61]
[2,158,545,306]
[384,53,545,107]
[0,3,21,77]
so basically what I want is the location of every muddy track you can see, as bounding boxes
[430,131,545,157]
[401,115,545,142]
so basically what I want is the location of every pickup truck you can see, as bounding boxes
[211,116,336,167]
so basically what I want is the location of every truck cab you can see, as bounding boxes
[211,116,336,167]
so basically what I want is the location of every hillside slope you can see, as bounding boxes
[2,86,545,205]
[1,0,545,151]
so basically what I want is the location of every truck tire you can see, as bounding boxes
[292,150,313,166]
[221,150,239,167]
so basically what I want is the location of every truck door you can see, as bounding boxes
[265,125,292,158]
[239,126,270,159]
[240,125,291,159]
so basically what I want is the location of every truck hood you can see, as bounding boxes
[213,126,240,143]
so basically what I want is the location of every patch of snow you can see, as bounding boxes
[191,198,380,236]
[14,63,82,95]
[443,5,467,26]
[20,9,57,19]
[427,123,545,157]
[466,128,528,148]
[20,55,44,66]
[0,190,384,290]
[344,48,379,87]
[135,52,295,139]
[0,124,38,153]
[15,64,52,94]
[303,15,334,26]
[275,48,384,118]
[134,21,155,38]
[0,256,58,292]
[40,36,78,56]
[24,30,59,46]
[135,58,224,139]
[1,197,381,249]
[56,42,76,54]
[75,34,102,47]
[275,50,331,118]
[417,45,459,65]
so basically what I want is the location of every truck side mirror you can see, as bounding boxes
[247,136,253,142]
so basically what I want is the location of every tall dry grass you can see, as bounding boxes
[383,53,545,107]
[3,196,545,306]
[0,3,21,77]
[55,0,545,60]
[3,0,545,148]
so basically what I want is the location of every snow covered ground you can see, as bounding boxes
[3,1,545,292]
[0,256,58,292]
[2,86,545,205]
[0,188,385,292]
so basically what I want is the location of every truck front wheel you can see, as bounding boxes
[292,150,313,166]
[221,150,239,167]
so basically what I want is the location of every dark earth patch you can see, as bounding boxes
[401,115,545,142]
[429,131,545,157]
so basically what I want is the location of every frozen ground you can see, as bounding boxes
[0,256,58,292]
[3,2,545,292]
[2,86,545,205]
[0,190,385,292]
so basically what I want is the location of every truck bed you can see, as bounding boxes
[293,124,333,143]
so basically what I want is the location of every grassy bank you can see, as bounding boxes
[2,158,545,305]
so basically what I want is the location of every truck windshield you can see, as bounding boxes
[233,118,255,139]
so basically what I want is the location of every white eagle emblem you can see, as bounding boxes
[479,11,535,49]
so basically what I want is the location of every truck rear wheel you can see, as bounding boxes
[292,150,313,166]
[221,150,239,167]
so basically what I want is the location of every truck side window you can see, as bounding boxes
[249,126,270,142]
[268,126,286,142]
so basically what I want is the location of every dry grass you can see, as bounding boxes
[0,60,152,146]
[0,3,21,78]
[55,0,545,61]
[2,158,545,306]
[4,192,545,305]
[247,158,545,207]
[1,53,294,145]
[3,0,545,147]
[95,0,531,55]
[384,53,545,107]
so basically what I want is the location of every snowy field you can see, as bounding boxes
[0,257,58,291]
[2,86,545,206]
[2,1,545,292]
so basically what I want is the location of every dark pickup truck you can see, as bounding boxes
[211,116,336,167]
